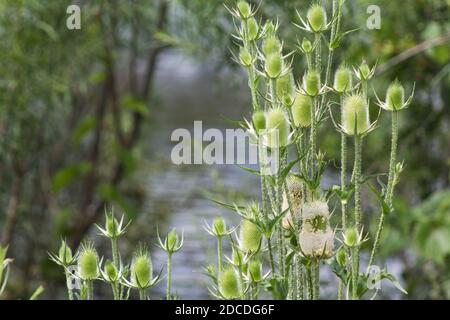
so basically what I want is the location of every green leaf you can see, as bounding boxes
[71,116,97,145]
[52,162,92,192]
[121,94,149,116]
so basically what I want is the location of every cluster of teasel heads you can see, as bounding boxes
[210,0,414,300]
[49,208,183,300]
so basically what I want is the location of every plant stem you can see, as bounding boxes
[296,258,304,300]
[139,288,146,300]
[306,264,314,300]
[338,95,347,298]
[166,253,172,300]
[86,280,93,300]
[267,237,276,276]
[111,282,119,300]
[64,269,74,300]
[368,111,398,267]
[352,134,363,300]
[217,236,223,274]
[313,260,320,300]
[111,238,119,269]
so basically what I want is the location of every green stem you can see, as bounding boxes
[111,282,119,300]
[64,268,74,300]
[267,237,276,276]
[351,247,359,300]
[111,238,119,269]
[217,236,223,274]
[313,260,320,300]
[306,264,313,300]
[139,288,146,300]
[338,281,344,300]
[368,111,398,267]
[86,280,93,300]
[296,258,304,300]
[166,253,172,300]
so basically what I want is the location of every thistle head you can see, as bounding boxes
[341,93,370,135]
[252,111,266,132]
[104,260,118,282]
[239,47,252,67]
[167,228,179,250]
[245,17,259,41]
[336,246,347,266]
[357,60,373,81]
[131,247,153,288]
[265,108,290,148]
[218,266,241,299]
[307,4,327,32]
[262,35,282,56]
[343,227,358,247]
[265,52,283,78]
[247,259,262,282]
[386,80,405,111]
[303,69,320,96]
[334,65,353,93]
[78,242,99,280]
[58,240,73,265]
[301,37,313,53]
[240,219,262,253]
[292,94,312,127]
[236,1,252,19]
[213,217,226,236]
[276,73,295,106]
[298,227,334,258]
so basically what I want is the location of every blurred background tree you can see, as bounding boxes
[0,0,448,298]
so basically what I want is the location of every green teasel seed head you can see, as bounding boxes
[344,228,357,247]
[265,53,283,78]
[307,4,327,32]
[218,267,241,299]
[359,61,371,80]
[303,69,320,96]
[105,260,118,281]
[301,37,313,53]
[386,80,405,111]
[78,244,99,280]
[240,219,262,253]
[131,248,153,287]
[342,94,370,135]
[237,1,252,19]
[246,17,259,41]
[263,20,275,35]
[58,240,73,265]
[239,47,252,67]
[262,35,281,56]
[276,73,295,104]
[106,214,119,237]
[252,111,266,132]
[167,228,178,249]
[266,108,290,148]
[248,259,262,282]
[292,94,312,127]
[336,246,347,266]
[334,65,353,93]
[213,217,226,236]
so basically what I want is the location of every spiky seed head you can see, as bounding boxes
[264,20,275,35]
[240,220,262,253]
[266,108,290,148]
[344,228,358,247]
[292,94,312,127]
[336,247,347,266]
[301,38,313,53]
[232,247,243,266]
[239,47,252,66]
[298,227,334,258]
[386,80,405,110]
[78,244,99,280]
[218,267,241,299]
[167,228,178,249]
[307,4,327,32]
[58,240,73,265]
[246,18,259,40]
[131,249,152,287]
[359,61,371,80]
[286,175,303,211]
[236,1,251,18]
[248,259,262,282]
[213,217,226,236]
[252,111,266,132]
[105,260,118,281]
[334,65,353,93]
[342,94,370,135]
[265,53,282,78]
[303,69,320,96]
[276,73,294,105]
[262,35,281,56]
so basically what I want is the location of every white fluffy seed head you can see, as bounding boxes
[302,201,329,221]
[298,227,334,258]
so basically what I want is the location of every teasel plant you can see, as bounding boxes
[213,0,413,300]
[50,207,176,300]
[0,246,12,298]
